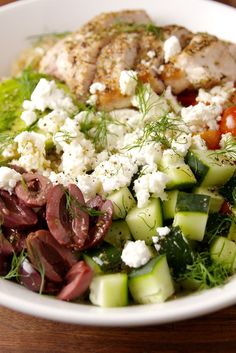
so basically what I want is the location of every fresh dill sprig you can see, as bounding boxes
[64,189,103,218]
[114,22,163,39]
[2,250,26,280]
[180,252,230,289]
[210,135,236,160]
[126,114,184,150]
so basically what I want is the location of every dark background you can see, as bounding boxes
[0,0,236,352]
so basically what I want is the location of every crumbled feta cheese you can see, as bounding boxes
[197,82,235,106]
[163,36,181,63]
[94,154,138,194]
[38,110,68,134]
[13,131,48,171]
[21,110,37,127]
[119,70,138,96]
[127,141,163,166]
[134,169,170,208]
[171,132,192,156]
[121,240,152,268]
[147,50,156,59]
[22,259,34,275]
[59,138,95,178]
[181,102,222,132]
[191,134,207,150]
[156,226,171,237]
[76,174,102,201]
[0,167,21,193]
[28,78,75,113]
[89,82,106,94]
[47,171,73,186]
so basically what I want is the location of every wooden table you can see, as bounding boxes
[0,0,236,352]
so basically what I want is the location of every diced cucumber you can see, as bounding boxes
[89,273,128,307]
[219,173,236,206]
[160,153,196,190]
[204,213,232,244]
[83,242,122,274]
[160,226,194,276]
[128,255,174,304]
[126,198,163,245]
[210,236,236,273]
[193,187,224,213]
[173,192,210,241]
[186,149,236,187]
[162,190,179,220]
[227,220,236,242]
[181,278,202,291]
[104,220,132,248]
[107,187,136,219]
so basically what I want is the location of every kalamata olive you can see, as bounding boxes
[19,258,42,293]
[0,190,38,229]
[46,184,89,249]
[3,227,26,253]
[26,230,76,283]
[0,232,14,256]
[15,173,52,207]
[57,261,93,301]
[81,200,113,250]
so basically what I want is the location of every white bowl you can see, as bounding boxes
[0,0,235,326]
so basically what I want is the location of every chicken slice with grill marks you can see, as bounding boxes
[93,32,140,110]
[39,10,151,102]
[160,33,236,94]
[134,25,193,94]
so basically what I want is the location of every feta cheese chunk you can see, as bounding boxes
[27,78,75,113]
[38,110,68,134]
[21,110,37,127]
[197,82,235,106]
[181,102,222,132]
[94,154,138,194]
[163,36,181,63]
[134,168,170,208]
[121,240,152,268]
[89,82,106,94]
[156,226,171,237]
[0,167,21,193]
[119,70,138,96]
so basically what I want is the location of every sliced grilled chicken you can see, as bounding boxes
[160,33,236,93]
[95,32,139,110]
[39,10,151,102]
[162,25,193,47]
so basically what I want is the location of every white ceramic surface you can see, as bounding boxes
[0,0,235,326]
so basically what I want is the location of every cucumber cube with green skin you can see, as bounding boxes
[193,187,224,213]
[186,150,236,187]
[219,173,236,206]
[162,190,179,220]
[89,273,128,307]
[128,255,174,304]
[107,187,136,219]
[104,220,132,248]
[173,192,210,241]
[210,236,236,273]
[227,221,236,242]
[83,242,122,274]
[126,198,163,245]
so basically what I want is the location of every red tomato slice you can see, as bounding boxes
[220,106,236,136]
[200,130,221,150]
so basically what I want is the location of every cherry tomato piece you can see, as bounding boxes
[200,130,221,150]
[220,106,236,136]
[177,90,197,107]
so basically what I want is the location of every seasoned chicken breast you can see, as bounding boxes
[160,33,236,93]
[39,10,151,102]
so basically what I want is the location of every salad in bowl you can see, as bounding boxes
[0,8,235,308]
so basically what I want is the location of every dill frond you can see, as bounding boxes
[3,250,26,280]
